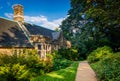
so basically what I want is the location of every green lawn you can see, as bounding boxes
[31,61,79,81]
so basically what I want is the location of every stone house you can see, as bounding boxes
[0,4,71,58]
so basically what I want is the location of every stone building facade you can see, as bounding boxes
[0,4,70,58]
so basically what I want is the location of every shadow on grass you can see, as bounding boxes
[31,62,79,81]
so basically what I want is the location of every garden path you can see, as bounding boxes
[75,61,98,81]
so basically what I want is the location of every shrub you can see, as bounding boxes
[87,46,113,63]
[53,58,72,70]
[0,63,30,81]
[0,49,39,66]
[0,49,73,80]
[92,52,120,81]
[29,60,53,77]
[0,49,54,80]
[58,48,79,61]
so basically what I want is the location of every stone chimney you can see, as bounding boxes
[13,4,24,22]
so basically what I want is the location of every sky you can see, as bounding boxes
[0,0,70,30]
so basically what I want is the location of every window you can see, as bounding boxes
[38,44,41,49]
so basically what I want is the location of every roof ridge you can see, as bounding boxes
[30,23,55,32]
[0,17,17,23]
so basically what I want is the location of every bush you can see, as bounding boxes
[87,46,113,63]
[0,49,39,66]
[28,60,53,77]
[0,63,29,81]
[53,58,72,70]
[0,49,74,80]
[91,52,120,81]
[0,49,54,80]
[58,48,79,61]
[46,51,72,71]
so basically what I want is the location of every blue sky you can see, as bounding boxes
[0,0,70,30]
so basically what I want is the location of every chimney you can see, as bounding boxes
[13,4,24,22]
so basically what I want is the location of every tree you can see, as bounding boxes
[60,0,120,58]
[85,0,120,51]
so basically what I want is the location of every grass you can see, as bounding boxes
[31,61,79,81]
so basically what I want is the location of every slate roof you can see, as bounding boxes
[52,31,61,40]
[0,18,33,48]
[24,23,55,39]
[0,17,61,48]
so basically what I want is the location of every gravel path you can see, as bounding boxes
[75,61,98,81]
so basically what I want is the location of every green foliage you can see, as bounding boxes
[44,51,73,71]
[53,58,72,71]
[30,60,53,76]
[87,46,112,63]
[31,61,79,81]
[91,52,120,81]
[85,0,120,51]
[61,0,120,59]
[0,49,74,80]
[58,48,79,61]
[0,49,39,66]
[0,63,29,81]
[88,46,120,81]
[0,49,53,80]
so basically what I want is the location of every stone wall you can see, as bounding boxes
[0,48,34,55]
[35,43,52,58]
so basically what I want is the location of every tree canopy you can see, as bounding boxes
[60,0,120,58]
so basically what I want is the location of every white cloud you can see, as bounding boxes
[41,18,65,29]
[53,18,65,25]
[4,13,13,19]
[24,15,47,23]
[4,13,65,30]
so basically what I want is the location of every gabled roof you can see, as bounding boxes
[24,23,55,39]
[0,18,33,48]
[0,17,61,48]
